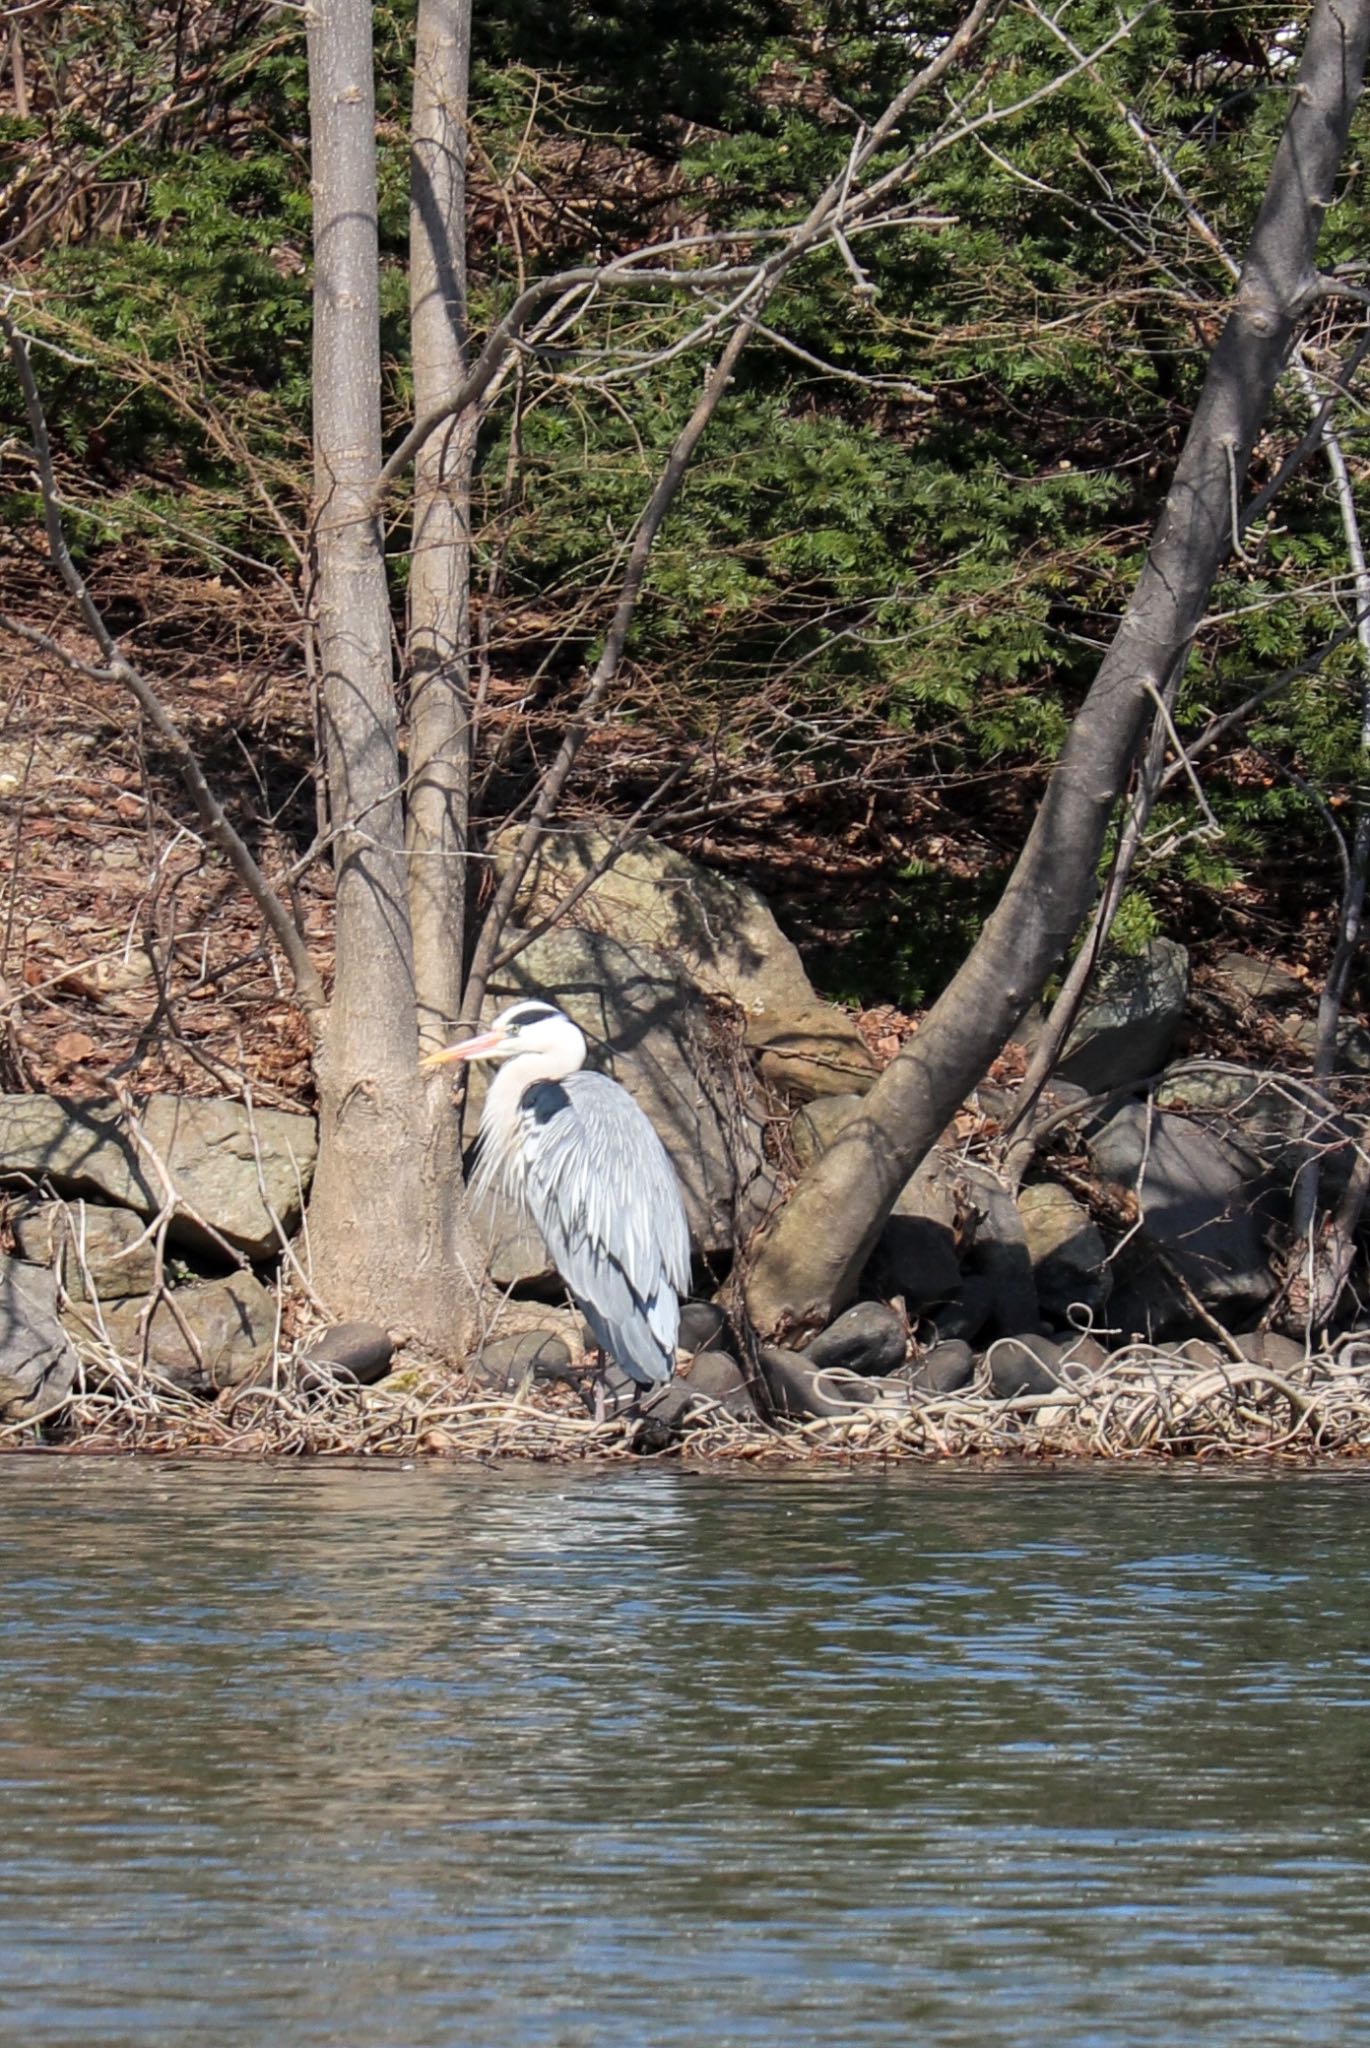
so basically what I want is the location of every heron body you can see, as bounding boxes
[427,1001,691,1389]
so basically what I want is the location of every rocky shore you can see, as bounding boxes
[4,826,1369,1461]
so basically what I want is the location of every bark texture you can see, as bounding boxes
[746,0,1370,1336]
[407,0,475,1051]
[305,0,476,1345]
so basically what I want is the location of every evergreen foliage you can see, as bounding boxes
[2,0,1367,1005]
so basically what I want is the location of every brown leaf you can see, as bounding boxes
[53,1030,97,1064]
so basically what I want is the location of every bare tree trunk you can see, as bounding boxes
[305,0,476,1346]
[408,0,475,1049]
[746,0,1370,1338]
[404,0,486,1312]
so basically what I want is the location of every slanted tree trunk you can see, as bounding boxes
[745,0,1370,1337]
[305,0,476,1346]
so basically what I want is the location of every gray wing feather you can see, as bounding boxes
[523,1073,690,1387]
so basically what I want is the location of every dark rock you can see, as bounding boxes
[81,1271,277,1392]
[1152,1338,1226,1369]
[1155,1063,1364,1197]
[303,1321,394,1386]
[1237,1330,1306,1374]
[985,1334,1068,1400]
[0,1256,77,1423]
[1087,1102,1274,1329]
[1281,1015,1370,1074]
[681,1349,760,1421]
[957,1160,1039,1336]
[13,1200,159,1302]
[925,1273,994,1346]
[1210,952,1306,1007]
[678,1300,732,1357]
[908,1338,975,1394]
[1056,1333,1109,1375]
[0,1093,316,1259]
[1054,937,1189,1094]
[475,1331,574,1390]
[871,1150,963,1310]
[758,1343,887,1420]
[806,1301,907,1377]
[879,1151,1036,1330]
[634,1378,699,1444]
[1017,1182,1110,1325]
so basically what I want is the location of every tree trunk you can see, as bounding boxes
[745,0,1370,1337]
[305,0,476,1347]
[408,0,476,1049]
[404,0,486,1312]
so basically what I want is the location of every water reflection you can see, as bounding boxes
[4,1462,1370,2045]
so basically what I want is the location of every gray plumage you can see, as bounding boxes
[459,1002,691,1389]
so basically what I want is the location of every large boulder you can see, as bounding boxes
[491,826,876,1098]
[0,1256,77,1423]
[13,1200,159,1302]
[1086,1101,1274,1332]
[0,1094,317,1259]
[868,1149,964,1311]
[1154,1063,1360,1193]
[78,1272,278,1392]
[1047,938,1189,1095]
[469,928,776,1286]
[887,1152,1037,1335]
[1017,1181,1110,1326]
[1209,952,1308,1009]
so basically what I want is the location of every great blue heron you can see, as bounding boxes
[424,999,691,1395]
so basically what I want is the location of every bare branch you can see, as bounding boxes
[1,311,326,1016]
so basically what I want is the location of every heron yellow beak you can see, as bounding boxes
[420,1027,508,1070]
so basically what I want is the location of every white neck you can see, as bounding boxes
[474,1034,587,1204]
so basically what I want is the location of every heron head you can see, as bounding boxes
[421,1000,587,1071]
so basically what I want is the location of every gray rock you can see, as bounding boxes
[956,1158,1039,1335]
[925,1273,994,1346]
[1087,1102,1274,1328]
[1154,1062,1365,1201]
[1237,1330,1306,1374]
[1056,1333,1109,1375]
[13,1200,158,1302]
[491,825,877,1098]
[87,1272,277,1392]
[0,1256,77,1423]
[908,1338,975,1394]
[1017,1182,1110,1324]
[303,1321,394,1386]
[806,1301,906,1377]
[474,1330,574,1390]
[682,1349,759,1421]
[864,1155,962,1310]
[471,927,775,1284]
[871,1149,963,1311]
[1282,1015,1370,1074]
[986,1334,1069,1400]
[1211,952,1307,1007]
[790,1093,866,1168]
[1054,938,1189,1094]
[0,1094,317,1259]
[678,1300,732,1356]
[758,1343,888,1419]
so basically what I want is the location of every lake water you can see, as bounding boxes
[3,1460,1370,2046]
